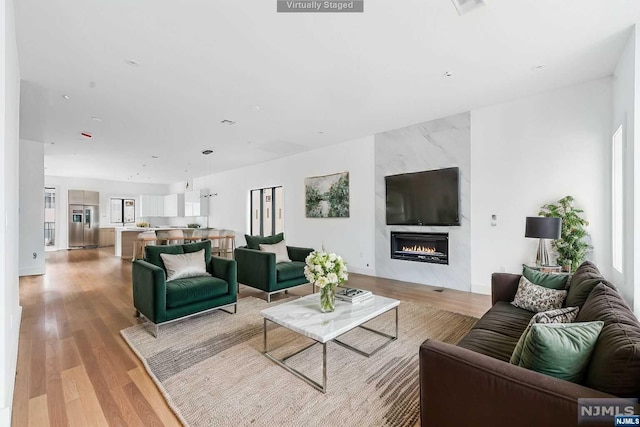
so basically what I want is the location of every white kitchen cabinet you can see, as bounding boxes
[140,195,165,217]
[164,193,185,217]
[184,189,209,217]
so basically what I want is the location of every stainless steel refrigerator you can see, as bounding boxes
[68,190,100,248]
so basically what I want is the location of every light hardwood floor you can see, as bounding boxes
[13,247,491,426]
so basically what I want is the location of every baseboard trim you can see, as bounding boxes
[1,305,22,425]
[471,282,491,296]
[19,266,44,277]
[348,266,376,276]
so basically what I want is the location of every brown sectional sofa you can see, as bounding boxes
[419,261,640,427]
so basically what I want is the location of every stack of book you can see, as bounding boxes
[335,287,373,303]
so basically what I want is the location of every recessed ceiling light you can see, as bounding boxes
[142,164,147,167]
[62,95,70,100]
[81,132,92,139]
[317,131,324,134]
[50,142,55,145]
[451,0,485,16]
[202,149,214,155]
[444,71,453,77]
[151,155,159,159]
[252,105,260,111]
[220,119,236,125]
[91,116,102,122]
[531,65,544,71]
[125,59,139,66]
[184,169,189,172]
[89,81,96,88]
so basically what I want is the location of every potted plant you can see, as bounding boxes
[539,196,591,272]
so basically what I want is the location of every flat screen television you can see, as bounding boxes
[385,167,460,226]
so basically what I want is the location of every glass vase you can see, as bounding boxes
[320,286,336,313]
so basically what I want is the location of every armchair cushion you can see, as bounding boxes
[160,249,210,281]
[260,240,291,263]
[276,261,306,282]
[183,240,213,263]
[166,276,229,309]
[145,244,184,271]
[245,232,284,250]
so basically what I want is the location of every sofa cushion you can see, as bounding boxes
[160,249,210,282]
[576,283,640,397]
[471,301,535,340]
[457,329,520,362]
[182,240,212,263]
[145,244,184,271]
[276,261,306,282]
[565,261,613,308]
[245,232,284,250]
[512,276,567,312]
[510,306,580,366]
[166,276,229,309]
[518,321,604,383]
[522,264,569,290]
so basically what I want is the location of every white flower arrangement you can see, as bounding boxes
[304,250,348,289]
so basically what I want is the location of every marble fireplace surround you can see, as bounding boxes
[374,112,471,291]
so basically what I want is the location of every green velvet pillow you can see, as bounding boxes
[245,232,284,250]
[182,240,212,263]
[522,265,569,290]
[510,306,579,366]
[519,321,604,383]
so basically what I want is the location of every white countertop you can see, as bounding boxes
[261,293,400,343]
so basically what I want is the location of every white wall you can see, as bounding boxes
[1,0,22,422]
[470,78,613,294]
[185,136,376,275]
[19,139,44,276]
[611,27,637,311]
[44,175,170,249]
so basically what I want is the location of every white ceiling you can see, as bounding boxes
[15,0,640,184]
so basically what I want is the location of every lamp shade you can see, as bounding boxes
[525,217,561,239]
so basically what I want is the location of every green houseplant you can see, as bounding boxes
[539,196,590,272]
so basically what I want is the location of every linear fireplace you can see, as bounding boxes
[390,231,449,265]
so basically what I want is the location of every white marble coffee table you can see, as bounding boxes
[261,293,400,393]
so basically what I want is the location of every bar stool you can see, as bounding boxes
[132,231,157,261]
[206,229,224,257]
[221,230,236,259]
[156,229,184,245]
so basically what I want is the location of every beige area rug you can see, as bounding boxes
[121,296,477,427]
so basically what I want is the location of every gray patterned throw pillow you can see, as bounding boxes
[511,276,567,312]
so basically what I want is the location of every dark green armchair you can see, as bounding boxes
[132,240,237,337]
[234,233,314,302]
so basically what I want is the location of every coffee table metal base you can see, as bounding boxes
[262,306,398,393]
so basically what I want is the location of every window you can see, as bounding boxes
[250,186,283,236]
[44,187,56,246]
[612,125,623,273]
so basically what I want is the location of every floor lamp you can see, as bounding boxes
[525,216,561,266]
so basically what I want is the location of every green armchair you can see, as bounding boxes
[132,240,237,337]
[234,233,314,302]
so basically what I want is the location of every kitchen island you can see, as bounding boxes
[114,227,207,260]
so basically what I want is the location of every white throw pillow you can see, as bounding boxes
[160,249,211,282]
[259,240,291,264]
[511,276,567,312]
